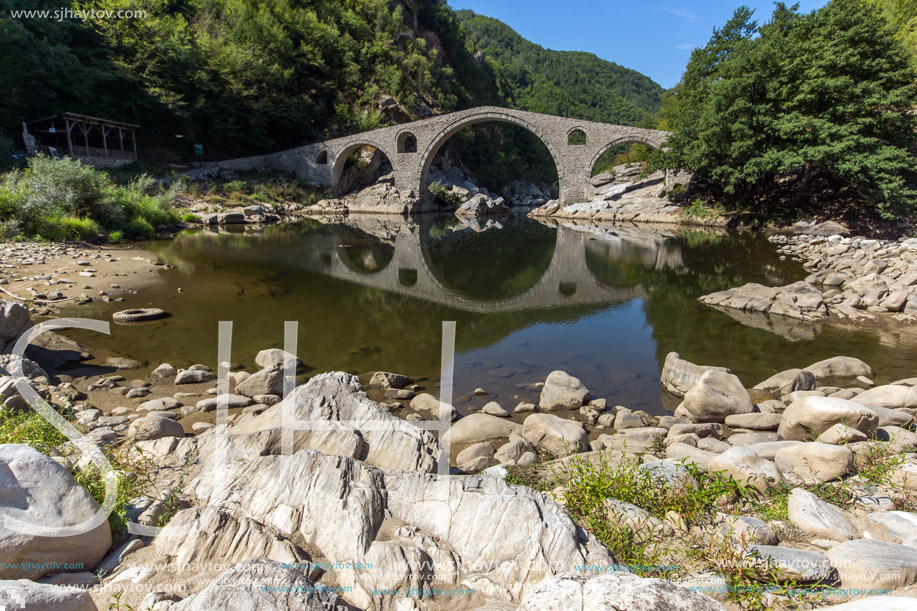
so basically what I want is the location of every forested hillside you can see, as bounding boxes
[455,9,664,127]
[0,0,500,158]
[0,0,664,163]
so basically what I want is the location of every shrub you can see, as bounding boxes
[182,212,201,223]
[429,180,464,208]
[127,217,155,238]
[39,215,100,241]
[108,230,123,244]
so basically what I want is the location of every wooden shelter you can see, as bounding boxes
[26,112,139,165]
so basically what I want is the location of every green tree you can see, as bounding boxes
[662,1,917,217]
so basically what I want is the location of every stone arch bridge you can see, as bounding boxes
[211,106,669,207]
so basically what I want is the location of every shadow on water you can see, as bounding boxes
[59,214,917,415]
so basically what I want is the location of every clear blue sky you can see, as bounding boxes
[449,0,829,88]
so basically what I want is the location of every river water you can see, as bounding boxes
[62,214,917,416]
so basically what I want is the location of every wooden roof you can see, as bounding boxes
[29,112,139,130]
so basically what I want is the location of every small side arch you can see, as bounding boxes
[567,128,587,146]
[315,150,328,165]
[397,131,417,154]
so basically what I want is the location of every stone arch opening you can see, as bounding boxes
[417,112,562,205]
[334,226,395,275]
[397,131,417,154]
[567,128,587,146]
[589,137,659,176]
[588,137,663,200]
[315,150,328,165]
[331,141,394,196]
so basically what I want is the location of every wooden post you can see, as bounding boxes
[118,128,125,155]
[102,126,109,158]
[65,118,74,157]
[131,129,137,159]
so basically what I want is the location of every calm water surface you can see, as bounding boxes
[62,215,917,415]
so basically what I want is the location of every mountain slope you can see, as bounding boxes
[456,10,664,126]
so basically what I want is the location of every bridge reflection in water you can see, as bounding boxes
[230,215,689,313]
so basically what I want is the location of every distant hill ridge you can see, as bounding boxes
[456,9,664,127]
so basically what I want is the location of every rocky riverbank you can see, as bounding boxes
[699,232,917,329]
[1,283,917,609]
[0,241,168,316]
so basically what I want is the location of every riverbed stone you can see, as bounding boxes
[853,384,917,411]
[175,368,217,384]
[130,414,185,440]
[539,370,590,411]
[150,364,176,379]
[804,356,874,382]
[678,370,754,423]
[665,443,717,469]
[0,580,96,611]
[235,366,284,397]
[724,413,782,430]
[254,348,302,370]
[522,413,588,457]
[660,351,730,398]
[456,443,495,472]
[816,423,868,445]
[441,413,521,447]
[0,444,112,579]
[195,394,253,411]
[718,514,779,546]
[409,393,457,421]
[368,370,412,389]
[753,369,816,397]
[482,401,510,417]
[774,442,853,482]
[787,488,859,540]
[826,539,917,589]
[745,545,833,582]
[637,461,697,494]
[778,396,879,441]
[727,432,782,446]
[495,438,535,464]
[867,511,917,547]
[863,405,916,428]
[517,571,726,611]
[708,447,782,492]
[170,558,344,611]
[227,372,442,473]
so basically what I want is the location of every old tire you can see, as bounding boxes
[112,308,167,324]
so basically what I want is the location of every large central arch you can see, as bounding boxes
[415,110,564,203]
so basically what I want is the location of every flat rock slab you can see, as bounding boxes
[867,511,917,548]
[825,539,917,589]
[787,488,859,540]
[746,545,834,583]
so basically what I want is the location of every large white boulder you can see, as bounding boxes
[678,370,754,423]
[171,558,343,610]
[778,396,879,441]
[0,445,112,579]
[826,539,917,589]
[774,442,853,482]
[522,413,589,457]
[787,488,859,540]
[660,351,729,398]
[539,370,590,411]
[804,356,874,382]
[707,447,782,492]
[517,572,725,611]
[228,372,442,473]
[853,384,917,410]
